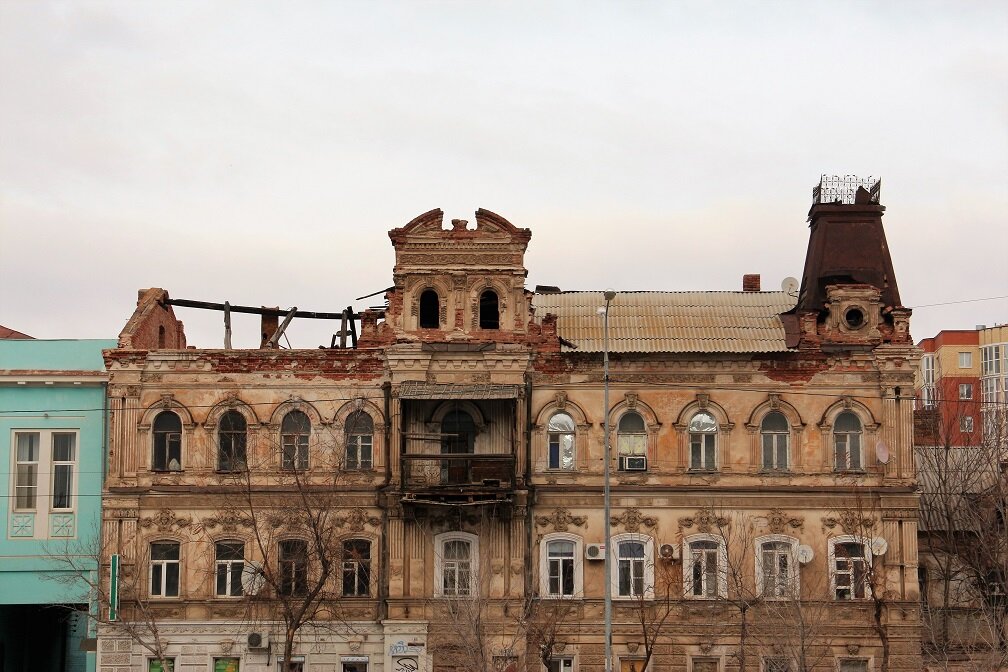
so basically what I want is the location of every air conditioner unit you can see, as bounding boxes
[621,455,647,471]
[585,543,606,560]
[658,543,679,561]
[247,632,270,650]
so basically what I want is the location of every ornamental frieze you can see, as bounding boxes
[822,509,875,534]
[766,508,804,534]
[201,510,252,533]
[336,508,381,532]
[534,508,587,532]
[679,505,730,533]
[610,507,657,533]
[138,507,191,532]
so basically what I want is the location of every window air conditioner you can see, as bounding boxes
[247,632,270,650]
[658,543,679,561]
[585,543,606,561]
[621,455,647,471]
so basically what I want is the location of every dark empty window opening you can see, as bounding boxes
[844,306,865,329]
[157,325,166,348]
[419,290,440,329]
[479,290,499,329]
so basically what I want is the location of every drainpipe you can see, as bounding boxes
[379,382,392,621]
[524,377,535,603]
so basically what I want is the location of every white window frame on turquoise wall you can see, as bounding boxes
[8,428,79,540]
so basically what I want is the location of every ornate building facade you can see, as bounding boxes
[98,179,922,672]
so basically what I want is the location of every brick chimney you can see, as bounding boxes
[742,274,761,292]
[260,308,279,348]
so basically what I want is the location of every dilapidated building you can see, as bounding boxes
[98,177,922,672]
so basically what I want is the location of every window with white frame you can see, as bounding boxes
[150,541,180,597]
[152,411,182,471]
[830,538,869,600]
[436,532,477,597]
[14,431,40,510]
[920,354,935,409]
[684,536,726,599]
[982,345,1001,376]
[215,540,244,597]
[344,411,373,470]
[959,351,973,368]
[342,539,371,597]
[960,416,974,433]
[547,539,576,597]
[959,383,973,400]
[611,534,654,599]
[617,412,647,471]
[689,412,717,471]
[757,537,797,598]
[281,411,310,471]
[547,412,575,470]
[546,658,574,672]
[833,411,863,471]
[760,412,789,471]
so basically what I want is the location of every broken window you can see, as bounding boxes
[547,412,575,470]
[218,410,247,472]
[419,289,440,329]
[479,289,499,329]
[281,411,310,470]
[689,412,717,471]
[342,539,371,597]
[345,411,373,470]
[833,541,868,600]
[152,411,182,471]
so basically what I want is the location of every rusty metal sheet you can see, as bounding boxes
[532,291,796,353]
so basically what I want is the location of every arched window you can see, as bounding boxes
[345,411,373,470]
[215,540,244,597]
[152,411,182,472]
[479,290,500,329]
[281,411,310,471]
[689,412,717,471]
[684,536,726,599]
[278,539,308,596]
[150,541,180,597]
[833,411,863,471]
[760,411,789,471]
[617,411,647,470]
[547,412,575,470]
[419,289,440,329]
[546,539,576,597]
[342,539,371,597]
[440,538,474,596]
[758,538,797,598]
[218,410,247,472]
[617,540,646,597]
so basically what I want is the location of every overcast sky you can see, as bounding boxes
[1,1,1005,349]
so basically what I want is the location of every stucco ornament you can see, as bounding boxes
[139,507,191,532]
[336,508,381,532]
[766,508,804,534]
[610,507,657,533]
[679,505,730,533]
[202,509,252,533]
[823,509,875,534]
[534,507,587,532]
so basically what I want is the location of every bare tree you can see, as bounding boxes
[620,540,679,671]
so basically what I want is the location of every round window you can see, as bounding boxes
[844,306,865,329]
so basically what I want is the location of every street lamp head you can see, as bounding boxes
[603,289,616,301]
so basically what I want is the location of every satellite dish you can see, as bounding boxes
[797,545,814,564]
[781,277,799,297]
[876,441,890,464]
[871,537,888,556]
[241,561,265,595]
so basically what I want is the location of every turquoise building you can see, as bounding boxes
[0,338,115,672]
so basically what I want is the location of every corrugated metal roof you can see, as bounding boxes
[532,291,796,354]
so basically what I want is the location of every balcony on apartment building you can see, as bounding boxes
[397,382,521,509]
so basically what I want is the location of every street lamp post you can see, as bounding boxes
[601,289,616,672]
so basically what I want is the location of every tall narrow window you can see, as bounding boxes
[833,411,863,471]
[617,541,646,597]
[442,539,473,596]
[14,432,40,510]
[218,411,247,472]
[617,412,646,470]
[833,541,867,599]
[441,410,475,485]
[419,289,440,329]
[345,412,373,470]
[689,412,717,471]
[760,412,789,471]
[215,540,244,597]
[281,411,310,470]
[479,290,500,329]
[688,539,722,598]
[51,432,76,509]
[342,539,371,596]
[152,411,182,471]
[150,542,180,597]
[760,541,793,597]
[279,539,308,596]
[547,412,575,470]
[547,540,576,597]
